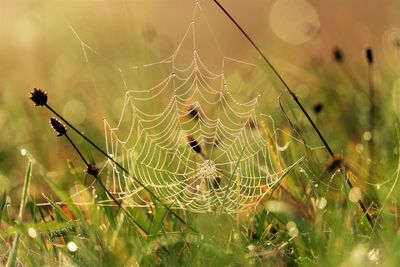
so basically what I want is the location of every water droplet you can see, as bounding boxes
[277,142,290,151]
[247,244,255,251]
[20,148,27,156]
[376,184,381,190]
[286,221,296,231]
[28,227,37,238]
[368,248,379,263]
[316,197,327,209]
[67,241,78,252]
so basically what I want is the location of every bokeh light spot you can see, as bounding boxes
[269,0,320,45]
[63,99,87,124]
[349,187,362,203]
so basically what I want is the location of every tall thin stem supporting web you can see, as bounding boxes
[70,2,308,214]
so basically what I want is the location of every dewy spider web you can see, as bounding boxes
[70,2,308,214]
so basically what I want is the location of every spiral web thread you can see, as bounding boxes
[71,2,307,214]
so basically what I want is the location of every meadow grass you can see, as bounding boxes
[1,1,400,266]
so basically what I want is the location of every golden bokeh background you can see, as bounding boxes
[1,0,399,198]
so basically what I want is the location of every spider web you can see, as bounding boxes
[70,2,308,214]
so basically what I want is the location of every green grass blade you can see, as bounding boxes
[41,171,82,220]
[6,160,32,267]
[41,195,71,222]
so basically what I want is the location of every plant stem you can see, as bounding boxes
[64,133,148,235]
[6,161,32,267]
[212,0,374,227]
[212,0,334,157]
[44,104,188,227]
[368,62,375,178]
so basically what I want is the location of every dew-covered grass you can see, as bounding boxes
[1,1,400,266]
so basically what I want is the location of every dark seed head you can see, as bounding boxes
[86,164,99,178]
[187,135,202,154]
[366,47,373,64]
[326,155,344,172]
[29,88,48,106]
[50,118,67,137]
[313,101,323,114]
[332,47,344,63]
[394,38,400,48]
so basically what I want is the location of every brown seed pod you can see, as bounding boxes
[86,164,99,178]
[326,155,345,172]
[332,47,344,63]
[366,47,373,64]
[50,118,67,137]
[29,88,48,106]
[313,101,323,114]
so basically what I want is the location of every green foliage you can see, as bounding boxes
[1,2,400,266]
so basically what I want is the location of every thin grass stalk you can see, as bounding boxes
[212,0,333,156]
[212,0,374,228]
[61,128,148,236]
[366,48,375,179]
[44,104,188,228]
[6,161,32,267]
[373,125,400,230]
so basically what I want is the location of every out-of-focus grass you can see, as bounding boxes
[1,0,400,266]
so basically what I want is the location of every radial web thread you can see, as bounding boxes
[71,2,307,214]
